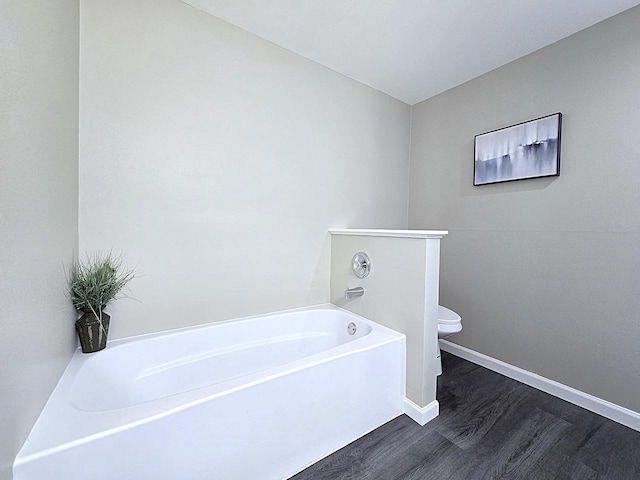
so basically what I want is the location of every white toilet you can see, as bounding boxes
[436,305,462,376]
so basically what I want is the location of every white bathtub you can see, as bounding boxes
[14,304,405,480]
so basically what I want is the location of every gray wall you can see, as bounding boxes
[0,1,79,478]
[331,234,439,407]
[409,6,640,412]
[79,0,410,340]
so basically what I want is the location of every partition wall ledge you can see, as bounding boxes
[329,229,448,239]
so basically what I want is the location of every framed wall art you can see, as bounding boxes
[474,113,562,185]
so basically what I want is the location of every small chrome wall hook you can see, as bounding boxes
[352,252,371,278]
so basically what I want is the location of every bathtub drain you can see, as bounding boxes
[347,322,357,335]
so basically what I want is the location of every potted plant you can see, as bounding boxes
[68,252,136,353]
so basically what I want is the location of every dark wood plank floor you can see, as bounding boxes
[292,351,640,480]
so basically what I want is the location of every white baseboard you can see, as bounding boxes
[404,398,439,426]
[439,339,640,432]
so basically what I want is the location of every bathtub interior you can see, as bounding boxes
[71,307,374,411]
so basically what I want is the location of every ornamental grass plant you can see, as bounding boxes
[69,252,136,322]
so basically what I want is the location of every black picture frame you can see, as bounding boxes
[474,113,562,186]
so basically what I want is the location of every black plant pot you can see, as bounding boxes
[75,312,110,353]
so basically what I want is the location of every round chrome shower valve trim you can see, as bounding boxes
[352,252,371,278]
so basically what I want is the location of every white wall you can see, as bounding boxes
[79,0,411,339]
[0,1,79,478]
[409,6,640,412]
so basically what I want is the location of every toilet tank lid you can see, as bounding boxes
[438,305,461,324]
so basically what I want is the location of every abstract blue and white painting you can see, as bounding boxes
[474,113,561,185]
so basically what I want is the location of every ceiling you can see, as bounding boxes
[181,0,640,105]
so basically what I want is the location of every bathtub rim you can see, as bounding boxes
[104,303,379,348]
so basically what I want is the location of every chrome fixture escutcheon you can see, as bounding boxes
[352,252,371,278]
